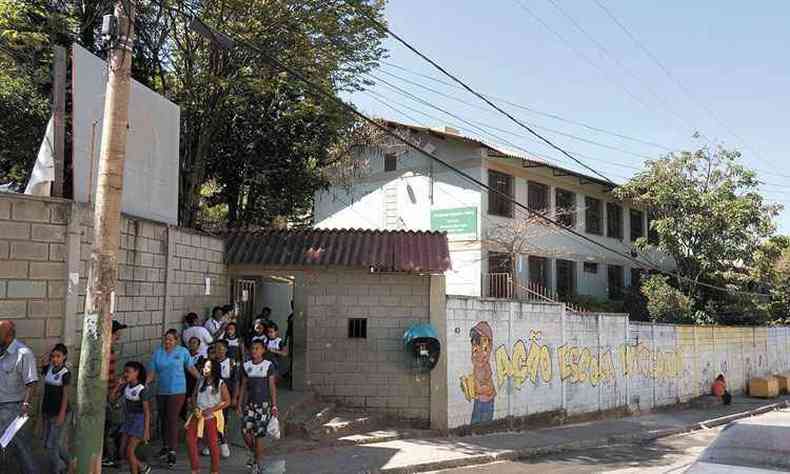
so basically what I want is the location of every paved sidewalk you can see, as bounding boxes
[161,396,789,473]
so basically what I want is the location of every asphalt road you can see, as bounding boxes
[429,428,722,474]
[433,409,790,474]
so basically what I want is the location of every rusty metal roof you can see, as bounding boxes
[224,228,451,273]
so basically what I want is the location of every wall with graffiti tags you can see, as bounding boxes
[444,296,790,429]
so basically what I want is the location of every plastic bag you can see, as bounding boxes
[267,416,281,440]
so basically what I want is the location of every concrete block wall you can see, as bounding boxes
[443,295,790,430]
[165,228,228,330]
[77,208,228,364]
[304,269,432,421]
[0,192,228,370]
[0,193,70,355]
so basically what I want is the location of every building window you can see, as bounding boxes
[583,262,598,274]
[528,181,549,212]
[630,209,644,242]
[555,188,576,227]
[488,170,514,218]
[556,259,576,299]
[384,153,397,172]
[606,203,623,239]
[348,318,367,339]
[528,256,549,288]
[608,265,624,300]
[585,197,603,235]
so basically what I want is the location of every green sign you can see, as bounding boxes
[431,207,477,240]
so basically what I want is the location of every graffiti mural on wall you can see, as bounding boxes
[495,330,553,388]
[460,322,687,424]
[460,322,496,424]
[558,345,615,386]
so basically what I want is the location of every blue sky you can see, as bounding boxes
[349,1,790,233]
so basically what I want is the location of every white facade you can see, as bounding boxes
[314,123,674,302]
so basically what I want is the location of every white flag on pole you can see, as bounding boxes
[24,116,55,196]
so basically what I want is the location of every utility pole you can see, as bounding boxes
[72,1,134,472]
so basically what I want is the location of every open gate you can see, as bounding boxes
[233,278,256,338]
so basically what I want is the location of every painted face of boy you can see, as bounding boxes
[472,336,492,367]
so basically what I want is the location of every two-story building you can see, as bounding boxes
[314,120,673,303]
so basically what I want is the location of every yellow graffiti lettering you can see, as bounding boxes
[558,345,615,386]
[618,343,683,380]
[494,333,552,388]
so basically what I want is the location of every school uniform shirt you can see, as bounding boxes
[242,359,274,405]
[217,358,238,394]
[225,336,242,361]
[265,336,284,370]
[204,318,225,338]
[182,325,213,357]
[122,383,151,414]
[148,345,194,395]
[41,364,71,417]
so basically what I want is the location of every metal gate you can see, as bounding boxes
[233,279,256,338]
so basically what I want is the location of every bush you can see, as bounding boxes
[641,274,695,323]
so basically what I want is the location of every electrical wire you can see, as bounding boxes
[358,10,618,187]
[153,0,773,297]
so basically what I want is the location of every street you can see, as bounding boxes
[432,409,790,474]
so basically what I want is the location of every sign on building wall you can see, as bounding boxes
[431,207,477,240]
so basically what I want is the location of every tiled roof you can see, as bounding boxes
[224,228,451,273]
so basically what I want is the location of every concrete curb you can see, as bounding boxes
[378,401,790,474]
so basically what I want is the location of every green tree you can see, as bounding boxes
[615,147,781,304]
[640,274,696,323]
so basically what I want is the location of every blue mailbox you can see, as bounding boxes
[403,323,441,372]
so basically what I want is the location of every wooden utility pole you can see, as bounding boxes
[72,1,134,472]
[52,45,66,197]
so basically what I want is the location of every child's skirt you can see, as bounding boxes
[119,412,146,439]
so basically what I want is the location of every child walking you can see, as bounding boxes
[40,343,71,474]
[112,361,152,474]
[186,359,231,474]
[214,340,239,458]
[265,323,289,380]
[239,339,278,474]
[224,322,244,362]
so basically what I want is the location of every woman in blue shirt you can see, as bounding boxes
[146,328,199,469]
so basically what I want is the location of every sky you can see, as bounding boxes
[348,1,790,233]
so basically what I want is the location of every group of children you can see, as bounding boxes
[39,305,287,474]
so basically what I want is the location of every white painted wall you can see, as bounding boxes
[255,279,293,331]
[72,45,180,224]
[314,128,675,300]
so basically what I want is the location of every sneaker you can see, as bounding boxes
[201,447,210,456]
[167,451,177,469]
[250,464,261,474]
[101,458,118,468]
[220,443,231,459]
[141,464,152,474]
[246,456,255,468]
[157,448,169,462]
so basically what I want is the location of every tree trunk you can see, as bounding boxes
[71,1,134,472]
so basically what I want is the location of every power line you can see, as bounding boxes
[592,0,775,169]
[381,61,673,151]
[160,1,772,297]
[372,69,660,160]
[542,0,712,146]
[359,10,617,187]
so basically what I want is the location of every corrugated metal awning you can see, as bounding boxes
[224,228,451,273]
